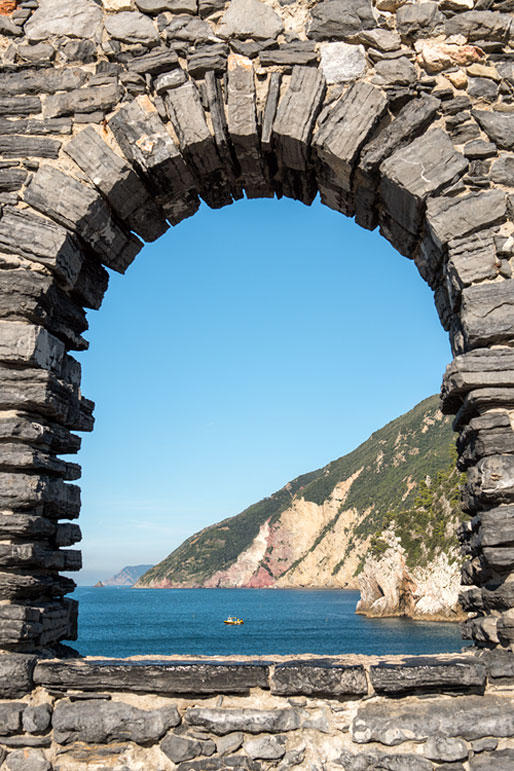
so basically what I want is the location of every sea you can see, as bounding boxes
[73,587,468,658]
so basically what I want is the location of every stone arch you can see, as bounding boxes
[0,0,513,654]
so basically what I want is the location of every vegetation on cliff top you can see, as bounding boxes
[138,394,461,587]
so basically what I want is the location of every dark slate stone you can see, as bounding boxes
[0,118,71,135]
[186,707,300,735]
[371,57,417,87]
[0,136,61,159]
[491,154,514,185]
[480,648,514,680]
[44,84,121,119]
[464,139,498,159]
[34,658,270,694]
[187,44,228,77]
[460,279,514,348]
[53,700,180,744]
[230,38,276,58]
[259,44,318,67]
[445,10,512,40]
[0,167,27,191]
[473,109,514,150]
[0,68,87,96]
[307,0,375,41]
[177,758,261,771]
[64,126,168,242]
[0,702,25,734]
[0,654,36,697]
[0,571,75,601]
[425,189,506,249]
[468,76,499,101]
[271,660,368,697]
[126,46,179,74]
[0,96,41,116]
[396,2,444,41]
[161,733,216,762]
[370,656,486,695]
[24,166,142,273]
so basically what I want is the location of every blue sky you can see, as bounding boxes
[72,195,452,584]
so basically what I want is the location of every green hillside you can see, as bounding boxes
[138,394,464,587]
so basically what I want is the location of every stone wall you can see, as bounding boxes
[0,0,513,667]
[0,651,513,770]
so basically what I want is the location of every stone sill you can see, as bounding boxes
[30,652,496,700]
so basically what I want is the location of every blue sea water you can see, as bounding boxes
[73,587,468,658]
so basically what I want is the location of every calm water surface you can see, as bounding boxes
[73,587,467,658]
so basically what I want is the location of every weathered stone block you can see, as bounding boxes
[0,472,80,517]
[186,707,300,735]
[0,702,25,735]
[34,659,270,693]
[353,695,514,745]
[473,110,514,151]
[25,166,142,273]
[459,280,514,349]
[314,81,387,192]
[4,749,51,771]
[467,455,514,510]
[0,654,36,697]
[0,207,85,290]
[22,704,52,735]
[307,0,375,41]
[469,748,514,770]
[44,84,121,119]
[445,10,512,40]
[370,657,486,696]
[319,42,367,84]
[423,735,468,762]
[25,0,104,41]
[161,733,216,762]
[53,700,180,744]
[0,97,41,116]
[65,126,168,242]
[217,0,283,40]
[0,136,61,159]
[425,190,506,250]
[274,66,326,172]
[379,129,467,235]
[271,660,367,697]
[244,734,286,760]
[0,322,64,373]
[109,96,200,223]
[396,2,444,41]
[105,11,159,44]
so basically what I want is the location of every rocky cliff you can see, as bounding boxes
[137,396,466,619]
[101,564,154,587]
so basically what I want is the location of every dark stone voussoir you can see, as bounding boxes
[24,165,143,273]
[370,656,486,696]
[271,660,368,698]
[34,658,270,694]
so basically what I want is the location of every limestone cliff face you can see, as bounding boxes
[356,531,464,621]
[137,395,466,620]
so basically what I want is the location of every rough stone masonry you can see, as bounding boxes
[0,0,514,766]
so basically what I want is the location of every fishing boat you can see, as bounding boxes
[224,616,243,625]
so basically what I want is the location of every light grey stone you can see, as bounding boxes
[359,28,401,52]
[186,707,300,735]
[470,748,514,770]
[5,749,51,771]
[308,0,375,41]
[473,110,514,150]
[22,704,52,735]
[216,732,244,755]
[105,11,159,44]
[218,0,284,40]
[53,701,180,745]
[460,279,514,349]
[372,57,417,86]
[491,154,514,186]
[319,43,366,84]
[424,735,468,762]
[25,0,103,41]
[136,0,197,11]
[244,734,287,760]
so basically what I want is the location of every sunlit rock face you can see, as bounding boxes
[0,0,513,660]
